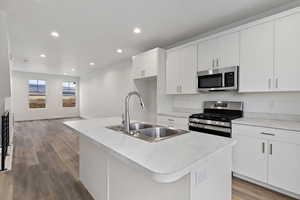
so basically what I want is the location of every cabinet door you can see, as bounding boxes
[233,134,268,183]
[132,54,145,79]
[166,50,180,94]
[217,32,239,68]
[239,22,274,92]
[144,50,158,77]
[197,39,217,71]
[268,140,300,194]
[275,13,300,91]
[179,45,197,94]
[157,116,188,130]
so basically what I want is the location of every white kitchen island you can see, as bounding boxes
[64,117,236,200]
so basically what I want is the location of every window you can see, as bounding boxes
[62,82,76,107]
[29,80,46,108]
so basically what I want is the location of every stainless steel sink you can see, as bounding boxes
[132,127,189,142]
[106,122,189,142]
[106,122,156,132]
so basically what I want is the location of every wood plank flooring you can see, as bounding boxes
[0,119,297,200]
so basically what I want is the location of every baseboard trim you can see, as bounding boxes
[233,172,300,199]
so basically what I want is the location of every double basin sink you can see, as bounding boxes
[106,122,189,142]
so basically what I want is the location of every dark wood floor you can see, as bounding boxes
[0,119,296,200]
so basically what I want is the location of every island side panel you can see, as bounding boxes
[80,135,108,200]
[79,132,233,200]
[190,146,232,200]
[108,155,190,200]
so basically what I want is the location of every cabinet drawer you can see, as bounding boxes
[232,124,300,145]
[157,116,188,130]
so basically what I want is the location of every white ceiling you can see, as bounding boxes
[2,0,298,76]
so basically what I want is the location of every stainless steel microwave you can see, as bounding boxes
[197,66,239,92]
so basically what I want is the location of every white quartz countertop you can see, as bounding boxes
[64,117,236,183]
[232,117,300,132]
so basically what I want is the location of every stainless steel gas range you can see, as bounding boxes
[189,101,243,138]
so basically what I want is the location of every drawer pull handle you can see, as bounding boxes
[270,143,273,155]
[260,132,275,136]
[262,142,265,154]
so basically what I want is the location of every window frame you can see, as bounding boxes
[62,81,77,108]
[28,79,47,109]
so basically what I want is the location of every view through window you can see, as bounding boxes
[29,80,46,108]
[63,82,76,107]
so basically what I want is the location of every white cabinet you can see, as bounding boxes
[166,45,197,94]
[274,12,300,91]
[157,115,188,130]
[268,140,300,195]
[239,22,274,92]
[166,50,180,94]
[232,124,300,195]
[233,134,268,183]
[197,39,216,71]
[180,45,198,94]
[132,54,144,78]
[132,48,164,79]
[217,32,239,68]
[239,12,300,93]
[197,32,239,71]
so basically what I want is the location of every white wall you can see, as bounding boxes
[0,13,11,116]
[80,60,157,123]
[12,71,80,121]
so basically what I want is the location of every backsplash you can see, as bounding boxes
[172,92,300,120]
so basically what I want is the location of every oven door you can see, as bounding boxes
[189,123,231,137]
[198,73,223,91]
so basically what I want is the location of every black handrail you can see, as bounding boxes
[1,112,9,171]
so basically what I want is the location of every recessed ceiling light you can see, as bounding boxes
[51,31,60,38]
[71,68,75,71]
[116,49,123,53]
[40,54,46,58]
[133,27,141,34]
[89,62,95,66]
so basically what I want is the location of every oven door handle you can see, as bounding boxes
[189,123,231,133]
[203,124,231,133]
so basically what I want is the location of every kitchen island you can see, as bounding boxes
[64,117,236,200]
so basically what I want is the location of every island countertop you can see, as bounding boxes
[64,117,236,183]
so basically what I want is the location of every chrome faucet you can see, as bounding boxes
[123,91,145,133]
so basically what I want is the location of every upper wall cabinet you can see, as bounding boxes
[274,12,300,92]
[132,48,165,79]
[197,32,239,71]
[218,32,240,68]
[239,11,300,93]
[239,22,274,92]
[197,38,216,71]
[166,44,197,94]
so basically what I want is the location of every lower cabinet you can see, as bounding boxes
[268,140,300,195]
[232,124,300,196]
[233,135,268,183]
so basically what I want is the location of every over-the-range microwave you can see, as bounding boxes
[197,66,239,92]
